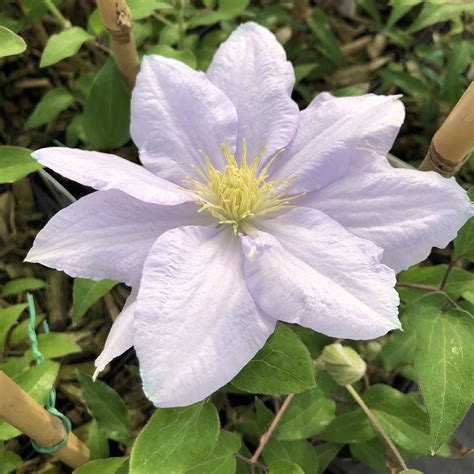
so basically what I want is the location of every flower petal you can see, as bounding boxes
[94,288,138,379]
[131,55,238,182]
[301,164,473,273]
[134,226,276,407]
[32,147,191,205]
[270,93,405,193]
[26,190,207,286]
[241,208,400,340]
[207,22,298,166]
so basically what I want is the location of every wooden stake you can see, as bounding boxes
[0,371,90,469]
[96,0,140,92]
[419,82,474,177]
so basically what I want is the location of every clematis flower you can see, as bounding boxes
[26,22,471,407]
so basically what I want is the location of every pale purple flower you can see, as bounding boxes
[26,23,471,407]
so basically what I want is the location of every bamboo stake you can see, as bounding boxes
[0,371,90,469]
[96,0,140,92]
[418,82,474,177]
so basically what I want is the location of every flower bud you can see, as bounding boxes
[322,343,366,386]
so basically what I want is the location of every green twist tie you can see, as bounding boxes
[26,293,72,454]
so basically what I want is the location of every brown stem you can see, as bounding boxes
[96,0,140,92]
[235,453,268,472]
[250,394,294,468]
[395,282,459,308]
[345,384,408,471]
[439,259,458,291]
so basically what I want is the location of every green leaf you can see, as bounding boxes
[83,58,131,150]
[358,0,381,23]
[40,27,92,68]
[408,293,474,453]
[268,460,304,474]
[443,40,472,106]
[320,409,375,444]
[385,3,419,29]
[0,304,27,351]
[0,26,26,58]
[1,277,46,297]
[73,457,128,474]
[186,431,240,474]
[453,189,474,260]
[275,387,335,440]
[0,361,59,440]
[0,146,42,183]
[146,45,197,69]
[0,445,22,474]
[362,384,431,455]
[262,439,318,474]
[128,0,172,20]
[314,443,342,474]
[26,333,82,359]
[350,437,388,473]
[66,115,86,147]
[130,402,220,474]
[407,3,474,33]
[397,264,474,302]
[380,311,414,371]
[231,324,315,394]
[190,0,249,27]
[87,419,109,460]
[25,88,74,129]
[380,64,428,98]
[72,278,117,323]
[77,372,131,443]
[307,9,344,67]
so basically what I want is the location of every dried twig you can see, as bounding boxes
[250,394,295,470]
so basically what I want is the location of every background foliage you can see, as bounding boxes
[0,0,473,473]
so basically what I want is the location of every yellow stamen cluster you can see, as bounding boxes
[183,141,302,233]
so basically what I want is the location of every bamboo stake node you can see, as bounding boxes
[419,82,474,177]
[96,0,140,92]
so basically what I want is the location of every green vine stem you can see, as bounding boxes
[43,0,71,29]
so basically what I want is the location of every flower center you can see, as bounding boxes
[183,141,302,234]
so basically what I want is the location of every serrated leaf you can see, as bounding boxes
[231,324,315,394]
[1,277,46,297]
[83,58,130,149]
[25,88,74,129]
[77,372,131,443]
[40,27,91,67]
[362,384,431,455]
[0,361,59,440]
[72,278,117,323]
[408,293,474,453]
[320,409,375,444]
[0,304,27,351]
[73,457,128,474]
[276,387,335,440]
[0,26,26,58]
[0,146,42,183]
[262,439,318,474]
[130,402,219,474]
[186,431,240,474]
